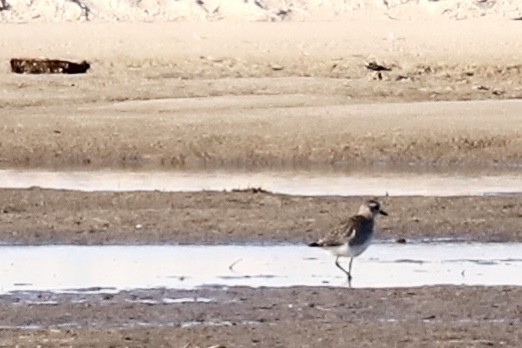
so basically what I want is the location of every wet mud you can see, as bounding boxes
[1,188,521,245]
[0,286,520,347]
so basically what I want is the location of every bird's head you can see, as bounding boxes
[359,199,388,218]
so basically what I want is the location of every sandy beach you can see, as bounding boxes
[2,21,522,171]
[1,6,522,346]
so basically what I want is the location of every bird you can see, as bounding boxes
[308,199,388,283]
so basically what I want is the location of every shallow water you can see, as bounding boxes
[0,243,520,294]
[0,169,521,196]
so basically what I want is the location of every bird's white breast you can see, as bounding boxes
[329,235,373,258]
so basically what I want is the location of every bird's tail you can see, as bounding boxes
[308,241,323,247]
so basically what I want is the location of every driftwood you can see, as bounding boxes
[10,58,90,74]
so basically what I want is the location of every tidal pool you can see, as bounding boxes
[0,243,520,294]
[0,169,521,196]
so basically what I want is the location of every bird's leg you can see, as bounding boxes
[348,257,354,279]
[335,256,352,282]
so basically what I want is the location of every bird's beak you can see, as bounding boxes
[379,210,388,216]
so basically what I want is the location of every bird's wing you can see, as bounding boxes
[311,215,361,247]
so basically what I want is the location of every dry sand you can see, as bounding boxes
[1,19,522,347]
[2,0,521,22]
[2,21,522,171]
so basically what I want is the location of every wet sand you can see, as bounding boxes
[0,188,521,244]
[1,20,522,346]
[0,287,521,347]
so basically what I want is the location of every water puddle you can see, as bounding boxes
[0,243,520,293]
[0,319,262,330]
[0,169,521,196]
[123,297,214,305]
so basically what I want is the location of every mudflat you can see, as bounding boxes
[0,189,521,244]
[0,287,521,347]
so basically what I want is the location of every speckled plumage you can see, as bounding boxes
[310,214,375,250]
[309,199,387,283]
